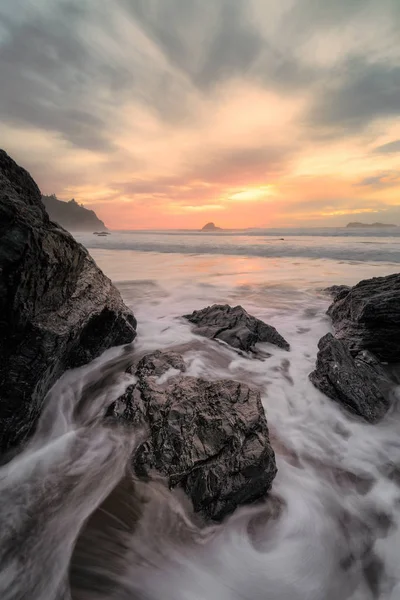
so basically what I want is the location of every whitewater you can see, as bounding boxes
[1,228,400,600]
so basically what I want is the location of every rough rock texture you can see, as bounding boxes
[327,273,400,362]
[0,149,136,452]
[310,273,400,422]
[309,334,392,423]
[118,350,277,521]
[325,285,351,301]
[183,304,290,355]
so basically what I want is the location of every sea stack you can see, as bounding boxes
[201,222,222,231]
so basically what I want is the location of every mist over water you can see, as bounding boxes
[75,228,400,263]
[1,231,400,599]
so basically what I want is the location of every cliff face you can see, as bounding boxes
[0,150,136,452]
[42,194,107,232]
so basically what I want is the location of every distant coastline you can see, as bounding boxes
[42,194,107,232]
[346,222,397,228]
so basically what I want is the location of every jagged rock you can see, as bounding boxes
[183,304,290,355]
[309,334,393,423]
[310,274,400,421]
[118,350,277,521]
[0,149,136,452]
[325,285,351,301]
[327,273,400,361]
[42,194,107,232]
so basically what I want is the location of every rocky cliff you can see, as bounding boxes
[0,150,279,522]
[42,194,107,232]
[0,150,136,452]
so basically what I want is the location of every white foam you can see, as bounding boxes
[1,245,399,599]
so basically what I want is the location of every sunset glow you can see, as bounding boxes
[1,0,399,229]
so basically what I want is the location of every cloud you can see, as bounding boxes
[307,60,400,135]
[192,145,293,186]
[373,140,400,154]
[1,0,400,228]
[0,4,114,151]
[357,171,400,189]
[120,0,264,89]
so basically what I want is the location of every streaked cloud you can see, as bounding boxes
[357,172,400,189]
[374,140,400,154]
[0,0,399,228]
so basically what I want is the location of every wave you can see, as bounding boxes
[75,233,400,263]
[2,304,400,599]
[111,228,400,239]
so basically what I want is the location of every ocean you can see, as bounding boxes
[4,228,400,600]
[68,228,400,599]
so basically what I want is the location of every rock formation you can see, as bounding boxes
[0,149,136,452]
[325,285,351,301]
[309,334,392,423]
[42,194,107,232]
[201,222,221,231]
[115,350,277,521]
[346,222,397,228]
[184,304,290,356]
[327,273,400,361]
[310,273,400,422]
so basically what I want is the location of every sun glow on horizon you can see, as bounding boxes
[1,0,400,229]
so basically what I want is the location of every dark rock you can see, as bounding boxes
[325,285,351,301]
[309,334,392,423]
[42,194,107,232]
[327,273,400,361]
[346,222,397,228]
[311,273,400,421]
[119,350,277,521]
[0,149,136,452]
[183,304,290,355]
[201,222,221,231]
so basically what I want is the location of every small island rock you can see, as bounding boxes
[201,222,222,231]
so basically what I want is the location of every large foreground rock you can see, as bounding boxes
[327,273,400,361]
[0,150,136,452]
[117,350,277,521]
[184,304,290,355]
[310,273,400,422]
[309,334,392,423]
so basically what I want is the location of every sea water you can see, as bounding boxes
[1,228,400,599]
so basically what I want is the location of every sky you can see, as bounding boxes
[0,0,399,229]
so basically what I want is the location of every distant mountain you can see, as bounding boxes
[201,222,222,231]
[346,222,397,228]
[42,194,107,232]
